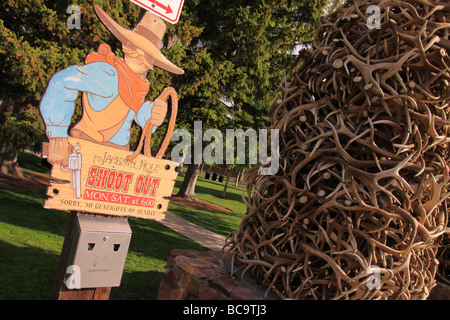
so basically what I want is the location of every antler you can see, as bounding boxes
[225,0,450,300]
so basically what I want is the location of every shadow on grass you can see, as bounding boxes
[0,188,69,237]
[174,174,248,205]
[0,240,59,299]
[110,270,164,300]
[0,188,208,300]
[195,183,246,204]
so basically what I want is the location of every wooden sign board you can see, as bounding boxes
[130,0,185,24]
[44,137,178,220]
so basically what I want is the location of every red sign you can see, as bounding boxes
[83,189,157,208]
[130,0,185,24]
[43,137,178,220]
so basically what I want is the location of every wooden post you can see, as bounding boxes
[52,211,111,300]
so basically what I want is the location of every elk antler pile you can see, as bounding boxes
[225,0,450,300]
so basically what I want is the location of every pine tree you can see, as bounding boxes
[0,1,171,175]
[0,0,140,174]
[0,0,326,181]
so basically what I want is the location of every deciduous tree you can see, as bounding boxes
[172,0,326,199]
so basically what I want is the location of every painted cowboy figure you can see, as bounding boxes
[40,6,183,167]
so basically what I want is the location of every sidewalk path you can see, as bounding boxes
[157,212,227,251]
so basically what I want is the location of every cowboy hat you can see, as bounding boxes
[94,5,184,75]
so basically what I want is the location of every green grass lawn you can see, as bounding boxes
[0,153,246,299]
[169,171,248,237]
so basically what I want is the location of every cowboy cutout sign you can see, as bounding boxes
[40,6,182,220]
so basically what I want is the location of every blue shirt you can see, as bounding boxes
[40,61,155,147]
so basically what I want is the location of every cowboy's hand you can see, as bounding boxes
[150,98,167,126]
[47,137,71,168]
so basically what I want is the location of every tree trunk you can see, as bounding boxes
[175,163,200,200]
[239,169,246,184]
[222,169,231,198]
[178,162,185,176]
[0,145,23,177]
[235,170,241,187]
